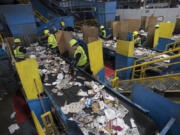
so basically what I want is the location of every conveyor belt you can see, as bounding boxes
[43,66,157,135]
[27,44,158,134]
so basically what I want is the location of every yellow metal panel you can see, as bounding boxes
[153,28,160,47]
[15,58,43,100]
[159,22,175,39]
[88,40,104,75]
[31,111,46,135]
[116,40,134,57]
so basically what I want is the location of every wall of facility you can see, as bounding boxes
[116,8,180,23]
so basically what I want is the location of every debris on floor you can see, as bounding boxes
[10,112,16,119]
[8,123,19,134]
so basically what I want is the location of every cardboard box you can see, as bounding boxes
[82,25,98,43]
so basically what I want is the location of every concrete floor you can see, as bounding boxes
[0,83,23,135]
[0,91,14,135]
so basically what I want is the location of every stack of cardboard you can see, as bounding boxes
[112,19,140,40]
[55,30,74,56]
[82,25,98,43]
[145,16,157,32]
[174,18,180,34]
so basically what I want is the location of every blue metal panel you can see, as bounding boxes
[154,38,174,51]
[115,54,134,80]
[28,97,50,127]
[93,2,116,27]
[96,67,105,82]
[30,0,56,20]
[126,32,133,41]
[105,2,117,13]
[132,84,180,135]
[37,16,74,35]
[0,5,37,37]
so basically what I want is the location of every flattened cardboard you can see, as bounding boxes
[141,16,147,30]
[146,27,156,48]
[145,16,157,32]
[82,25,98,43]
[112,21,120,37]
[124,19,141,32]
[55,30,73,56]
[174,18,180,34]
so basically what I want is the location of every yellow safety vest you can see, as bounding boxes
[102,30,106,38]
[48,34,58,48]
[133,36,141,47]
[74,46,87,66]
[13,46,25,59]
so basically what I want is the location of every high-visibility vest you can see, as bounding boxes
[101,30,106,38]
[74,46,87,66]
[48,34,58,48]
[13,46,25,59]
[133,36,141,47]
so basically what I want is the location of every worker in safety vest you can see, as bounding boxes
[100,25,106,39]
[13,38,26,61]
[69,39,87,68]
[44,29,58,53]
[133,31,141,47]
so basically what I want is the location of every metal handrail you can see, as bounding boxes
[117,73,180,84]
[165,39,180,51]
[134,61,180,72]
[112,53,180,88]
[132,47,180,79]
[114,53,180,77]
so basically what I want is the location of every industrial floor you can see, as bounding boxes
[0,84,24,135]
[0,91,14,135]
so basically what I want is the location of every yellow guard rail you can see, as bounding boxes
[112,50,180,88]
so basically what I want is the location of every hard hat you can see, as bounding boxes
[133,31,138,36]
[155,24,160,28]
[69,39,77,47]
[44,29,49,35]
[167,21,171,23]
[100,25,104,29]
[14,38,21,43]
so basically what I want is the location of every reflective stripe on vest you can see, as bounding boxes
[48,34,58,48]
[13,46,25,59]
[74,46,87,66]
[133,37,141,47]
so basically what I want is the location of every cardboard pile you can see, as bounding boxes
[112,19,141,40]
[55,30,74,56]
[174,18,180,34]
[82,25,98,43]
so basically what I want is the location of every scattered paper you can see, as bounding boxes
[8,124,19,134]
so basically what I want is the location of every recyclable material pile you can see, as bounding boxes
[102,40,117,51]
[134,47,171,65]
[26,43,141,135]
[171,34,180,40]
